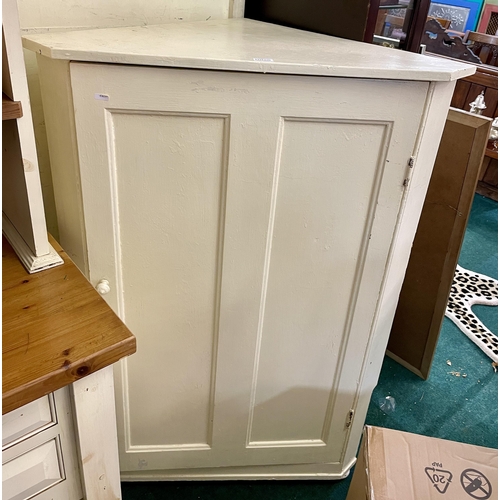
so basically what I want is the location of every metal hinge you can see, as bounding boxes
[403,156,416,189]
[346,409,354,429]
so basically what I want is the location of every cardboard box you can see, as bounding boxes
[347,426,498,500]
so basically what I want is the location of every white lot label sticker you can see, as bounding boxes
[253,58,274,62]
[95,93,109,101]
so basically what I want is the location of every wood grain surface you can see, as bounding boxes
[2,236,136,414]
[485,147,498,160]
[2,93,23,120]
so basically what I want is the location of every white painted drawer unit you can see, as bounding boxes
[2,389,82,500]
[23,19,475,480]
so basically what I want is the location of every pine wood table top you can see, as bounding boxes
[2,236,136,414]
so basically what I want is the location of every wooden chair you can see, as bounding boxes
[463,31,498,66]
[427,16,451,30]
[422,19,481,64]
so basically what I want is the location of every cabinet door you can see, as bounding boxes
[69,62,428,472]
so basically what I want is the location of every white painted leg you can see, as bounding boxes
[71,366,122,499]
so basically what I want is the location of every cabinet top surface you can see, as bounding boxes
[23,19,475,82]
[2,236,136,415]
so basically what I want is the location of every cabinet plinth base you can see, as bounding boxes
[3,215,63,273]
[121,457,356,481]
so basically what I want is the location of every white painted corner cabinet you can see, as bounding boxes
[24,19,475,480]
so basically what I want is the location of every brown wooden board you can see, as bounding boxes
[387,109,491,379]
[451,80,472,109]
[428,54,498,90]
[2,93,22,120]
[477,179,499,200]
[483,157,499,184]
[446,61,498,201]
[467,69,498,88]
[244,0,371,42]
[483,87,498,118]
[2,236,136,414]
[479,155,492,178]
[485,148,498,159]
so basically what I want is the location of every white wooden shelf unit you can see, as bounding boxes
[2,0,63,273]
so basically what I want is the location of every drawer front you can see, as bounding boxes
[2,396,55,449]
[2,387,83,500]
[2,437,64,500]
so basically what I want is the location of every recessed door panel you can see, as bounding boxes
[249,119,389,445]
[108,111,228,448]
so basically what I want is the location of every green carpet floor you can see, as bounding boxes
[122,194,497,500]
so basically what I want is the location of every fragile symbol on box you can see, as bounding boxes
[460,468,492,499]
[424,465,453,494]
